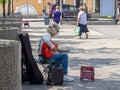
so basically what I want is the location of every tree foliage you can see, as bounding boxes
[0,0,7,17]
[0,0,7,4]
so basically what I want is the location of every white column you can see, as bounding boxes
[53,0,56,4]
[83,0,86,3]
[93,0,95,13]
[74,0,76,6]
[63,0,65,4]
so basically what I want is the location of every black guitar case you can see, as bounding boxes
[19,32,44,84]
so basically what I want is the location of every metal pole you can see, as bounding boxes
[27,0,29,19]
[115,0,117,21]
[60,0,62,12]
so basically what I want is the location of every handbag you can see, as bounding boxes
[74,26,80,35]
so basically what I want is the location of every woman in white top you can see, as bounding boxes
[77,6,89,39]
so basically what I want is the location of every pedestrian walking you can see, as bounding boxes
[83,2,91,19]
[42,6,46,16]
[52,6,62,25]
[83,3,88,14]
[77,6,89,39]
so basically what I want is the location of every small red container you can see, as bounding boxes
[80,66,94,81]
[23,20,29,25]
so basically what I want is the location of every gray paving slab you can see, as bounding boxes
[88,25,120,38]
[22,20,120,90]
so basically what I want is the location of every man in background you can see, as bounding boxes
[83,2,91,19]
[42,6,46,16]
[115,6,120,24]
[83,3,88,14]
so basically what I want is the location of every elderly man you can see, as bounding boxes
[38,22,74,82]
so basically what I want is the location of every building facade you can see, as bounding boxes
[0,0,91,16]
[0,0,118,18]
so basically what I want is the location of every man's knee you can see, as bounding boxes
[63,53,68,57]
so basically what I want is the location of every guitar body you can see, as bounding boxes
[41,42,58,59]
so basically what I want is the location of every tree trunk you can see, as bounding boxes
[8,0,11,16]
[12,0,14,13]
[3,0,6,17]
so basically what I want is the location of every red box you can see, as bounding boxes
[80,66,94,81]
[23,20,29,25]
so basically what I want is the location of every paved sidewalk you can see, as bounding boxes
[22,21,120,90]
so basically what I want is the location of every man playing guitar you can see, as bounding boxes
[38,22,73,82]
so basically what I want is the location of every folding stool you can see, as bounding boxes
[38,55,55,80]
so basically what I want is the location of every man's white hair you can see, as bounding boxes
[47,22,60,35]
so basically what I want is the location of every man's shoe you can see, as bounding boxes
[64,75,74,82]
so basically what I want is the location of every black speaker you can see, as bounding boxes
[46,65,63,85]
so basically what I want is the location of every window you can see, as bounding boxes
[63,5,70,11]
[70,6,76,11]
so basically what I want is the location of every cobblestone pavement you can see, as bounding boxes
[22,21,120,90]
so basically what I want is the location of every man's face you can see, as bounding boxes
[53,31,59,37]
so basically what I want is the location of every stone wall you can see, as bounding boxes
[0,39,22,90]
[0,28,20,40]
